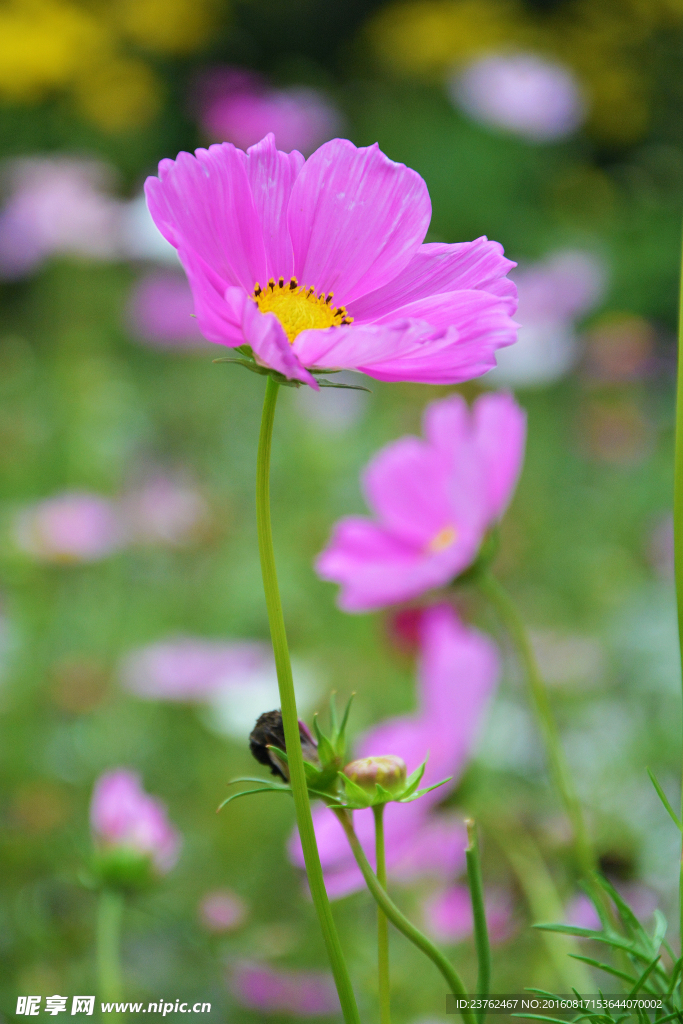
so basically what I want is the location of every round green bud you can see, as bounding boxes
[343,755,407,795]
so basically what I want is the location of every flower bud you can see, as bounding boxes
[249,710,319,781]
[343,755,407,795]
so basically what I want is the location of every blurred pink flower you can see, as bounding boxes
[121,475,210,545]
[422,884,514,945]
[290,604,499,897]
[316,391,525,612]
[145,135,517,389]
[565,882,658,931]
[14,491,123,563]
[197,67,342,156]
[449,52,586,142]
[199,889,248,932]
[229,961,338,1016]
[119,637,270,701]
[0,157,124,278]
[90,769,180,874]
[125,271,209,348]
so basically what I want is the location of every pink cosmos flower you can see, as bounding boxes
[125,271,209,348]
[289,604,499,897]
[229,961,338,1016]
[422,884,514,945]
[198,889,248,932]
[144,134,518,389]
[565,883,658,931]
[119,637,270,701]
[316,391,526,612]
[197,67,342,156]
[449,53,585,142]
[90,769,181,875]
[14,492,123,563]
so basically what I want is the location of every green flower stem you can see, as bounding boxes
[256,376,360,1024]
[674,226,683,950]
[96,888,123,1009]
[374,805,392,1024]
[464,819,490,1020]
[334,809,476,1024]
[477,573,593,879]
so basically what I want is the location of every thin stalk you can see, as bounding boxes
[96,888,123,1008]
[674,225,683,953]
[256,377,360,1024]
[464,819,490,1020]
[374,805,391,1024]
[477,573,593,879]
[335,809,476,1024]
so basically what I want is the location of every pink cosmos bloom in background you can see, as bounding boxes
[289,605,499,897]
[14,492,123,563]
[90,769,181,875]
[565,883,658,931]
[0,157,124,279]
[422,884,514,945]
[145,134,518,389]
[125,271,209,349]
[316,391,526,612]
[119,637,270,701]
[449,52,586,142]
[229,961,339,1016]
[489,249,607,388]
[199,889,248,932]
[121,474,211,545]
[197,66,342,155]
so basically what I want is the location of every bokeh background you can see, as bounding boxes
[1,0,683,1019]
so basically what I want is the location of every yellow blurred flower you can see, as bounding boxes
[112,0,215,54]
[72,57,162,133]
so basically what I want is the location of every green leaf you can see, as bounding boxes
[651,908,668,953]
[317,380,372,392]
[592,874,651,947]
[666,956,682,995]
[567,954,637,986]
[629,955,660,995]
[400,777,452,802]
[216,787,291,811]
[647,768,682,831]
[313,714,336,767]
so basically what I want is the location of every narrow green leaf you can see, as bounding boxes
[567,954,637,986]
[592,874,651,946]
[629,955,660,995]
[666,956,682,995]
[651,908,668,953]
[216,787,290,811]
[401,759,427,799]
[647,768,683,832]
[400,777,452,802]
[317,380,372,392]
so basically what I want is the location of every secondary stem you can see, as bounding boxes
[335,809,476,1024]
[477,573,593,879]
[674,224,683,950]
[374,805,391,1024]
[256,376,360,1024]
[96,888,123,1007]
[464,819,490,1021]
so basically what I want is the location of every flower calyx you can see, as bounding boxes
[213,346,370,392]
[334,755,452,810]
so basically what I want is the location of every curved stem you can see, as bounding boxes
[96,888,123,1008]
[256,377,360,1024]
[674,224,683,952]
[465,819,490,1018]
[335,809,476,1024]
[477,572,593,879]
[374,805,391,1024]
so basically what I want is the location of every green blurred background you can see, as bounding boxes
[1,0,683,1019]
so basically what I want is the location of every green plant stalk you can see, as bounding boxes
[465,819,490,1020]
[674,225,683,952]
[96,888,123,1010]
[256,376,360,1024]
[334,809,476,1024]
[374,805,392,1024]
[477,573,593,879]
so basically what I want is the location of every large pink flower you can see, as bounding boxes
[316,391,526,612]
[145,135,518,389]
[289,605,499,897]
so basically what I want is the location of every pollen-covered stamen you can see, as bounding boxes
[251,277,353,343]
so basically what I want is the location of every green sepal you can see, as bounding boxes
[399,776,453,802]
[398,760,427,800]
[313,714,337,769]
[341,774,373,808]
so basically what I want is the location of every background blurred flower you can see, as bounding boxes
[121,475,211,545]
[422,884,514,944]
[124,272,210,349]
[0,157,124,279]
[290,605,500,897]
[488,250,607,388]
[198,889,248,933]
[90,768,180,875]
[317,391,525,611]
[449,52,586,142]
[582,314,656,383]
[14,492,123,563]
[229,960,339,1016]
[197,67,342,155]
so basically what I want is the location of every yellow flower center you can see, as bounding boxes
[252,277,353,344]
[428,525,458,553]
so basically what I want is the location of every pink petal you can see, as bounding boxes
[237,289,317,387]
[292,320,426,370]
[472,392,527,519]
[349,238,517,322]
[238,135,304,282]
[422,393,471,460]
[177,245,243,346]
[145,145,268,293]
[288,139,430,304]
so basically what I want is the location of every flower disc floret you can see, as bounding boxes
[253,277,352,343]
